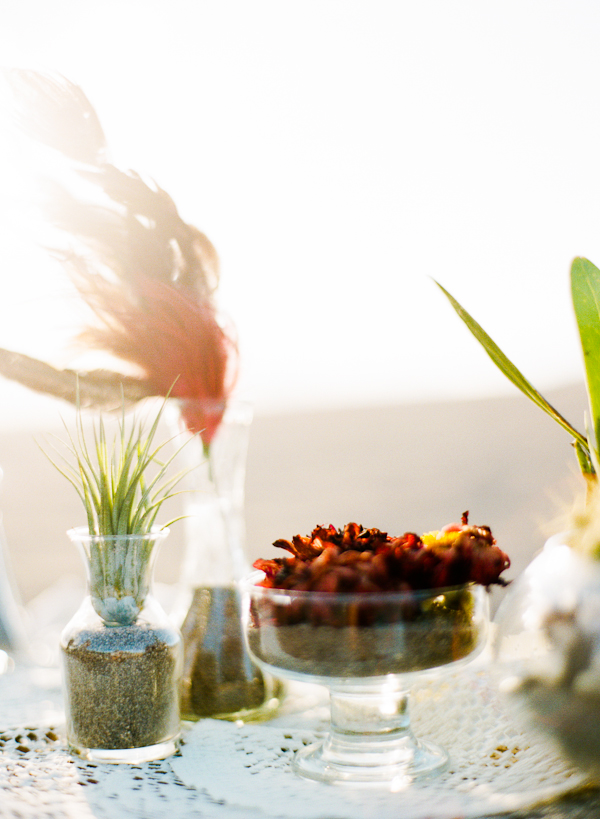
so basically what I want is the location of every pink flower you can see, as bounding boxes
[77,272,238,446]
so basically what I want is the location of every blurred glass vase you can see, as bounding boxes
[0,467,27,666]
[170,398,282,721]
[493,532,600,779]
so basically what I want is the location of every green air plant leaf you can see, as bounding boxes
[40,395,191,536]
[40,396,193,624]
[571,257,600,470]
[434,280,593,474]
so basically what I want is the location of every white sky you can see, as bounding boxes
[0,0,599,426]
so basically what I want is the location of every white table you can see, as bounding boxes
[0,649,592,819]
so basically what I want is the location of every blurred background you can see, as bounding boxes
[0,1,597,615]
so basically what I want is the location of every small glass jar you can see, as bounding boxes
[60,527,183,763]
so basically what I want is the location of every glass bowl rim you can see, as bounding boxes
[241,570,485,604]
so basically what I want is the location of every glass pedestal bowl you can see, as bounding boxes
[242,575,489,787]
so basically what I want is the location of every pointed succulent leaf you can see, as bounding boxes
[571,257,600,465]
[584,411,600,477]
[575,439,596,477]
[434,279,590,457]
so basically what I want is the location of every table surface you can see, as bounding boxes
[0,654,598,819]
[1,561,599,819]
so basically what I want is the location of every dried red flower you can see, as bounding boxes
[254,516,510,593]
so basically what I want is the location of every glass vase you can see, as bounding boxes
[0,466,27,664]
[60,527,183,763]
[493,533,600,779]
[170,398,282,721]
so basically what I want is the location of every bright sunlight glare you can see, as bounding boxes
[0,1,598,427]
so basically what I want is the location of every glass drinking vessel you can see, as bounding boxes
[242,576,489,786]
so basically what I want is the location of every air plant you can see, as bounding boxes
[45,397,188,624]
[1,69,237,448]
[48,400,185,537]
[436,257,600,495]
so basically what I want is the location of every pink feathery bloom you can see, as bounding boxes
[0,70,240,448]
[77,273,238,446]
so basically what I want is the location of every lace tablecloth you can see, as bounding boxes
[0,653,591,819]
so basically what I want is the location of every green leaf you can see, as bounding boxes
[575,439,595,477]
[571,257,600,463]
[40,392,192,537]
[434,279,590,458]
